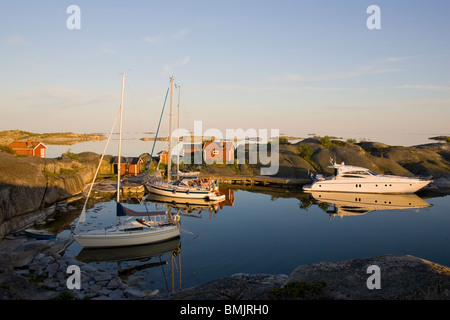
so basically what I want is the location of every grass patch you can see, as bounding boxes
[297,144,320,172]
[269,137,291,145]
[267,280,327,299]
[53,290,79,300]
[318,135,332,149]
[245,159,255,175]
[60,168,79,174]
[62,149,80,161]
[0,144,17,155]
[229,159,240,174]
[297,145,313,161]
[24,272,47,285]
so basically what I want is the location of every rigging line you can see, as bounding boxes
[159,255,169,291]
[125,78,144,134]
[73,111,119,233]
[146,86,170,174]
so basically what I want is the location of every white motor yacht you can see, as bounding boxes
[303,161,431,194]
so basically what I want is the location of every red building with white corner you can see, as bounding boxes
[9,139,47,158]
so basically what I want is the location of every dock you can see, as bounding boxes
[201,174,311,188]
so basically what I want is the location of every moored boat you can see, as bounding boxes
[24,228,57,240]
[73,74,180,249]
[303,161,431,194]
[73,207,180,248]
[145,177,225,201]
[145,77,226,202]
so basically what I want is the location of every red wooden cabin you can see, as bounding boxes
[9,139,47,158]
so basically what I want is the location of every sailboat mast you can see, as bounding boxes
[177,85,181,177]
[117,73,126,202]
[167,76,174,183]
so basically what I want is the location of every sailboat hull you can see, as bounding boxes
[146,182,225,201]
[74,224,180,248]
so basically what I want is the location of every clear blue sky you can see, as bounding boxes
[1,0,449,146]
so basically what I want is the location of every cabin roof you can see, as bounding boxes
[110,156,142,164]
[202,140,235,150]
[9,140,47,150]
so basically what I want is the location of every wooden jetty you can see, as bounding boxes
[201,174,311,188]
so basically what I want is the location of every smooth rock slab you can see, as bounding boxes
[169,273,289,300]
[285,254,450,300]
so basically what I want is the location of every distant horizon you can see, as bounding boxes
[2,127,448,149]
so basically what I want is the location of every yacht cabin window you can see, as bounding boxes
[340,170,375,176]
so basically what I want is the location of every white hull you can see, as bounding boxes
[146,182,224,200]
[74,224,180,248]
[146,192,226,205]
[303,178,430,194]
[303,162,431,194]
[303,179,430,193]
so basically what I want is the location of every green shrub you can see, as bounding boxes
[278,137,291,145]
[63,149,80,160]
[0,145,16,155]
[319,135,332,149]
[298,145,313,160]
[267,280,327,299]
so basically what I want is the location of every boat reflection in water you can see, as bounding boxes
[308,191,432,218]
[145,188,234,217]
[76,238,181,293]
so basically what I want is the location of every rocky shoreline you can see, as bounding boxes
[1,233,449,300]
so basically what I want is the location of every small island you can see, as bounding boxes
[0,130,106,146]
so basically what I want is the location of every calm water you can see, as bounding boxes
[63,187,450,295]
[45,132,448,159]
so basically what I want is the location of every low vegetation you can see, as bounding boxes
[297,144,314,160]
[62,149,80,161]
[0,145,16,155]
[318,135,333,149]
[267,280,327,299]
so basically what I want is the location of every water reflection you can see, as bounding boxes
[61,184,448,292]
[145,188,235,217]
[308,191,432,218]
[69,189,236,293]
[77,238,182,293]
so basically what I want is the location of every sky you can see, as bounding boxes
[1,0,449,146]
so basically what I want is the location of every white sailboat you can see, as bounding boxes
[145,77,225,201]
[73,74,180,248]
